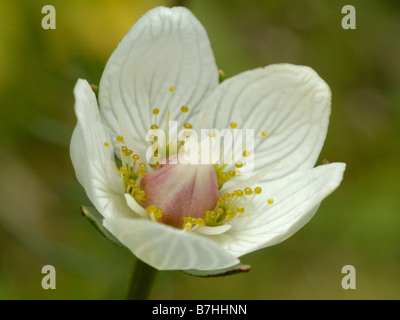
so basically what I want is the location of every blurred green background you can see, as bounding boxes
[0,0,399,300]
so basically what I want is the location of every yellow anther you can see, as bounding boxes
[146,205,162,221]
[216,207,224,215]
[154,208,163,219]
[125,149,133,156]
[104,142,110,148]
[205,210,213,217]
[230,122,238,129]
[190,217,197,223]
[236,206,245,213]
[267,198,274,205]
[243,150,250,157]
[121,146,127,153]
[208,132,216,138]
[183,131,190,138]
[226,210,235,218]
[195,218,205,226]
[254,187,262,194]
[184,123,192,129]
[169,86,175,93]
[235,169,241,176]
[261,131,267,137]
[244,187,252,195]
[116,136,124,143]
[132,154,140,161]
[152,108,159,115]
[228,170,236,177]
[220,172,228,179]
[119,167,127,174]
[235,161,243,168]
[139,163,146,170]
[151,124,158,129]
[235,190,244,197]
[181,106,189,113]
[139,169,146,176]
[223,193,230,199]
[184,223,192,230]
[127,178,135,186]
[146,205,157,214]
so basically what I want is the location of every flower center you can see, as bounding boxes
[103,86,274,231]
[141,157,219,228]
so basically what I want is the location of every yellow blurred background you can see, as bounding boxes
[0,0,399,299]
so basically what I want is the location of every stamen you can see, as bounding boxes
[146,205,163,222]
[152,108,159,127]
[236,206,244,213]
[235,161,243,168]
[107,136,149,205]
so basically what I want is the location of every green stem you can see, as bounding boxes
[126,258,158,300]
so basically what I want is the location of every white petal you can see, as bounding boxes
[70,79,132,219]
[99,6,219,155]
[212,163,346,257]
[103,218,239,270]
[196,64,331,181]
[194,224,232,236]
[124,193,147,218]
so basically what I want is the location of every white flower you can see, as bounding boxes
[70,6,346,271]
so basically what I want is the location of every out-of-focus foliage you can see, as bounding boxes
[0,0,399,299]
